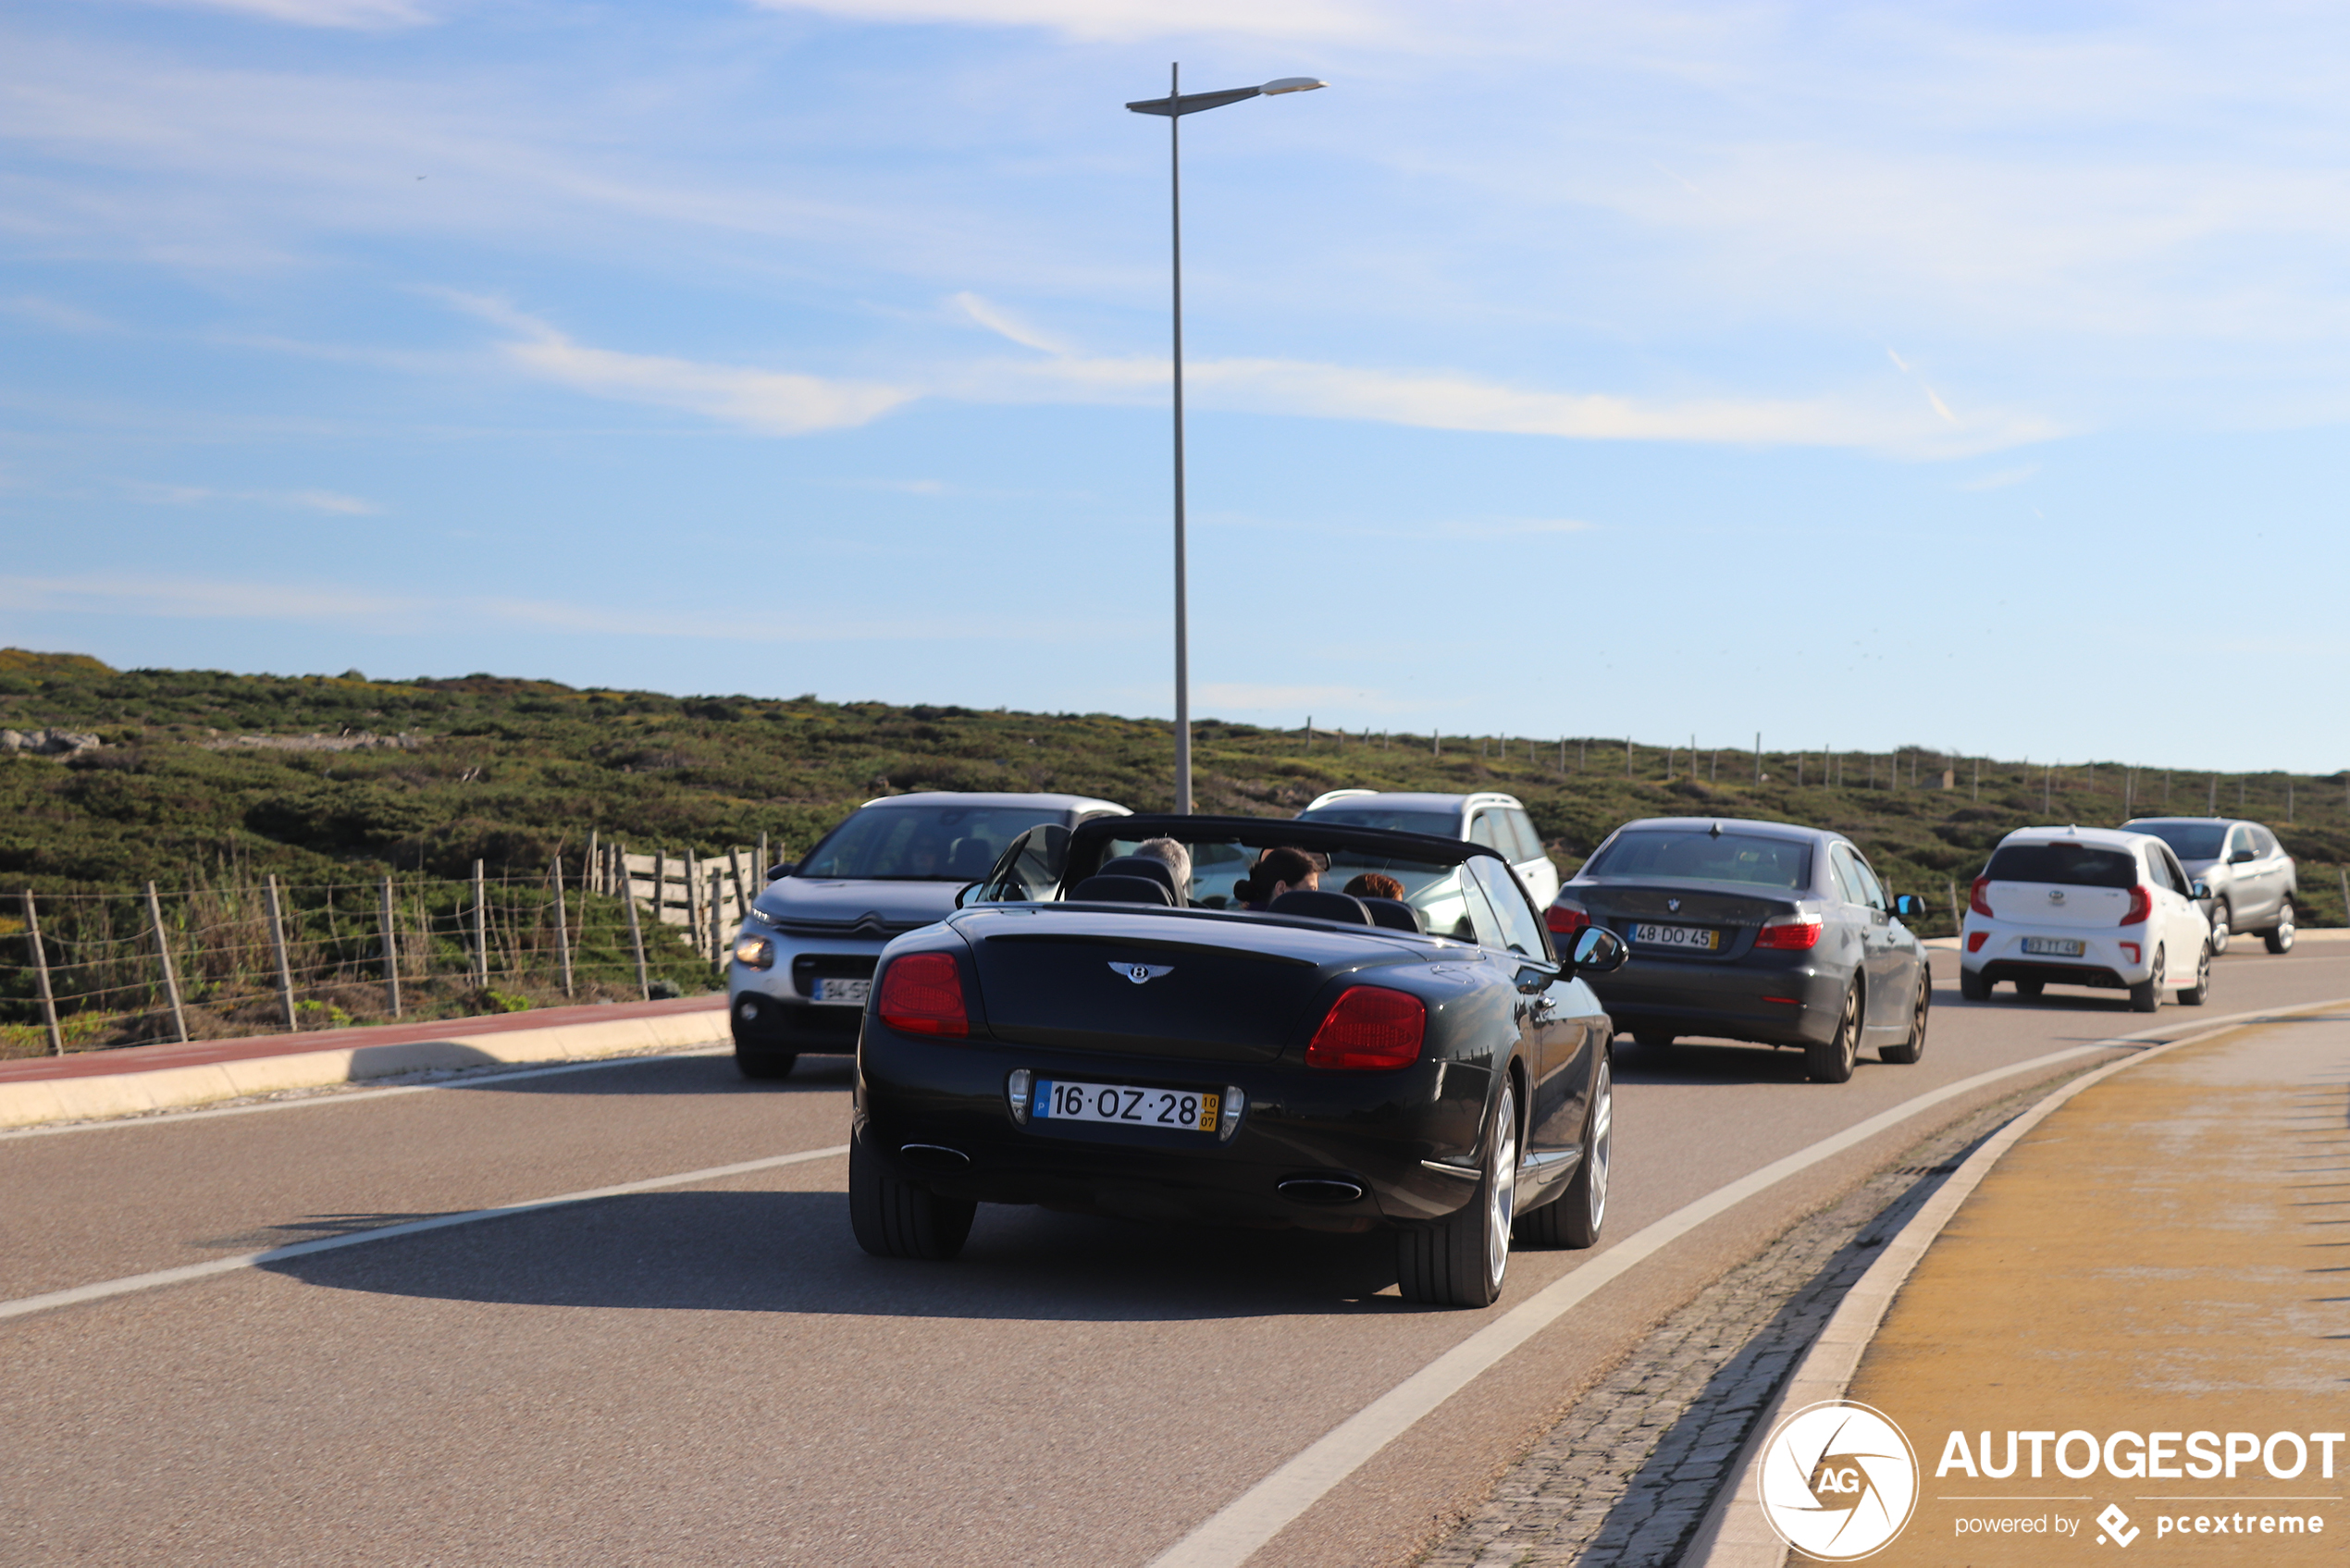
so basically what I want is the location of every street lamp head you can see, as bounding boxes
[1260,77,1327,94]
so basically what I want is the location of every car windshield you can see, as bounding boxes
[1100,834,1479,938]
[1985,843,2137,888]
[2129,821,2228,860]
[1294,807,1462,838]
[1581,828,1812,890]
[798,805,1064,881]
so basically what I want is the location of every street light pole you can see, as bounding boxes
[1129,68,1324,812]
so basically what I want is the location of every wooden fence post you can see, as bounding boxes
[686,852,701,953]
[24,891,63,1056]
[586,828,600,895]
[757,832,770,882]
[730,846,751,914]
[1947,879,1960,932]
[550,857,574,999]
[143,880,189,1044]
[708,867,724,969]
[622,845,649,1000]
[266,874,298,1031]
[1752,733,1761,784]
[379,876,402,1018]
[472,859,489,990]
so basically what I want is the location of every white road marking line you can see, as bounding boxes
[0,1143,850,1322]
[0,1044,736,1141]
[1148,1039,2150,1568]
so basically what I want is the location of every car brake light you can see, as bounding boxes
[1754,912,1824,950]
[1545,900,1589,936]
[2120,885,2151,926]
[2120,942,2140,964]
[1306,986,1426,1070]
[1969,876,1994,918]
[877,952,968,1037]
[1966,931,1987,952]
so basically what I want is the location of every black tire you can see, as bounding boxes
[2180,942,2211,1006]
[1633,1029,1676,1052]
[1880,974,1930,1065]
[1959,969,1991,1002]
[1397,1080,1517,1307]
[2208,898,2232,956]
[734,1045,798,1080]
[2014,978,2045,999]
[2128,947,2164,1013]
[2263,898,2296,955]
[1515,1056,1610,1250]
[1806,983,1861,1083]
[848,1131,976,1261]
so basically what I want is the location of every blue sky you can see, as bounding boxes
[2,1,2345,773]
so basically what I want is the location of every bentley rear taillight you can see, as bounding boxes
[1306,986,1426,1071]
[877,952,968,1037]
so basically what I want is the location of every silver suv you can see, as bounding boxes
[728,791,1128,1077]
[1295,790,1561,907]
[2121,817,2298,955]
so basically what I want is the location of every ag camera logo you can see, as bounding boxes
[1757,1401,1920,1561]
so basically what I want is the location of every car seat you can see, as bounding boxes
[1070,874,1174,906]
[1268,889,1372,926]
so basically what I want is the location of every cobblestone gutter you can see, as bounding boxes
[1416,1076,2090,1568]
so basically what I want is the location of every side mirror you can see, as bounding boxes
[766,862,795,880]
[2189,879,2211,901]
[953,881,983,909]
[1569,926,1628,975]
[2228,849,2256,865]
[1891,894,1926,920]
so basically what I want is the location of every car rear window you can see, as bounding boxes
[1581,829,1812,890]
[2129,821,2227,859]
[1297,807,1462,838]
[1985,843,2137,888]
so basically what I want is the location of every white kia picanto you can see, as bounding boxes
[1959,826,2213,1012]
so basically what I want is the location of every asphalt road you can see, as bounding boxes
[6,942,2348,1567]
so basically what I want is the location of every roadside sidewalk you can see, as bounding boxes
[0,994,729,1130]
[1834,1013,2350,1563]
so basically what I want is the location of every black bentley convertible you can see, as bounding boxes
[847,813,1626,1308]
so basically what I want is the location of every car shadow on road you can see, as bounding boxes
[442,1056,858,1096]
[254,1189,1418,1322]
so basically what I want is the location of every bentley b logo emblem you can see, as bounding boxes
[1111,962,1174,985]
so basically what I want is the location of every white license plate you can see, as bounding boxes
[1034,1080,1219,1133]
[1631,922,1721,951]
[2022,937,2085,957]
[810,977,872,1006]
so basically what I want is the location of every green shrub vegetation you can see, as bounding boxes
[2,647,2344,1051]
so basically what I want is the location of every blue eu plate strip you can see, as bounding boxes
[1033,1080,1055,1117]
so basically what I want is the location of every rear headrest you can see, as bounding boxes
[1357,896,1425,934]
[1070,874,1174,907]
[1095,855,1179,898]
[1268,889,1372,926]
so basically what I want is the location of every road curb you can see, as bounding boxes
[0,1007,736,1130]
[1679,993,2350,1568]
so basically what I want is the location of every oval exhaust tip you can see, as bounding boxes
[899,1142,971,1170]
[1276,1176,1366,1205]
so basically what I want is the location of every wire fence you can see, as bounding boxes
[0,855,741,1060]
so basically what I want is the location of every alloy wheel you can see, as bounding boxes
[1487,1083,1518,1293]
[1583,1063,1612,1235]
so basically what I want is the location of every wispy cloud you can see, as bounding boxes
[1,296,121,334]
[126,482,383,515]
[746,0,1400,44]
[125,0,435,29]
[463,298,2055,457]
[453,296,915,436]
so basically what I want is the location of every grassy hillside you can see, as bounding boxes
[5,648,2347,931]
